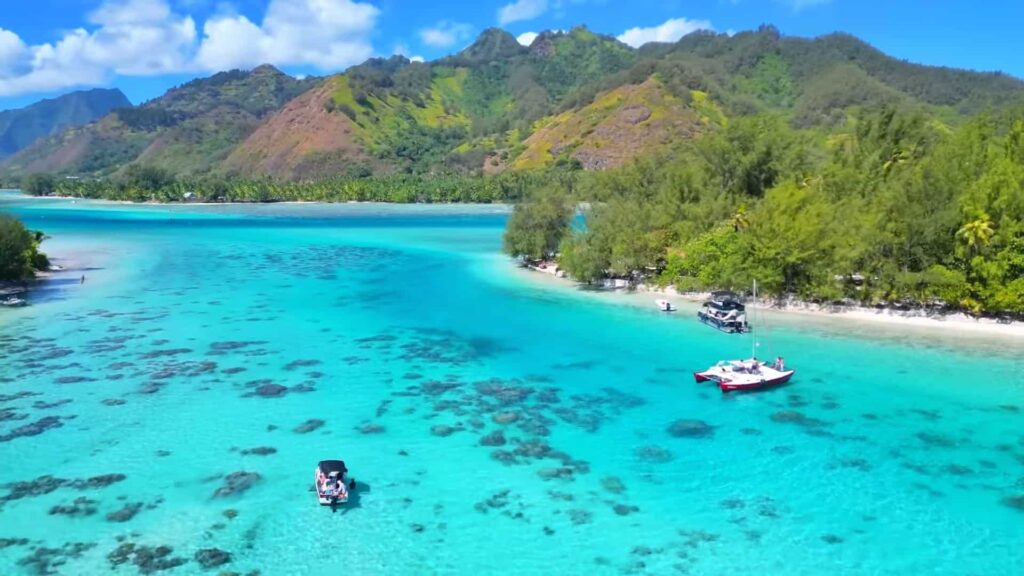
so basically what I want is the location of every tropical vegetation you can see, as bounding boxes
[504,107,1024,316]
[0,215,48,282]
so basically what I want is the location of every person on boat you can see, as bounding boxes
[774,357,785,371]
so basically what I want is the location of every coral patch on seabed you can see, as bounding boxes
[212,472,262,498]
[293,419,324,434]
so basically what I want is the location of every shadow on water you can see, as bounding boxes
[335,480,369,515]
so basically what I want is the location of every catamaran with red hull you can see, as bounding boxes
[694,359,795,392]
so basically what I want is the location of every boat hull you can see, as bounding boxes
[697,311,747,333]
[718,370,795,392]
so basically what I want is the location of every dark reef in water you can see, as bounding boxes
[194,548,232,569]
[0,416,64,442]
[19,542,96,575]
[212,472,262,498]
[107,542,189,573]
[770,411,829,429]
[240,446,277,456]
[48,496,98,517]
[1002,494,1024,512]
[105,502,144,522]
[1,473,127,506]
[666,419,715,439]
[634,445,674,463]
[292,419,324,433]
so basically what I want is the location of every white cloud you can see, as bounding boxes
[410,56,425,63]
[0,29,28,76]
[516,31,538,46]
[196,0,379,71]
[0,0,382,98]
[419,21,473,48]
[498,0,548,25]
[0,0,196,97]
[616,17,713,48]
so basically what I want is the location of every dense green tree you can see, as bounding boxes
[22,173,56,196]
[503,187,573,260]
[0,215,47,281]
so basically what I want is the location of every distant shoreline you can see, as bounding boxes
[0,190,511,208]
[0,190,512,211]
[513,262,1024,340]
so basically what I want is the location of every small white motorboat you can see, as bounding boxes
[314,460,352,506]
[656,299,677,312]
[1,296,27,307]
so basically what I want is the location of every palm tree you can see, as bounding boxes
[956,213,995,257]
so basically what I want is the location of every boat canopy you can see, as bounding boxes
[705,291,745,311]
[318,460,348,476]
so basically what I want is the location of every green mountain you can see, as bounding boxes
[0,88,130,159]
[3,25,1023,181]
[1,66,316,177]
[229,25,1023,178]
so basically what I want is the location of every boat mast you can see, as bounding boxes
[751,279,757,360]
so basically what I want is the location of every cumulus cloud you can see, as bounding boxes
[616,17,713,48]
[0,0,196,97]
[0,0,382,98]
[515,32,538,46]
[419,21,473,48]
[410,56,425,63]
[0,29,28,76]
[498,0,548,25]
[196,0,379,71]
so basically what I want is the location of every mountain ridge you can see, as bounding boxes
[3,25,1023,182]
[0,88,130,160]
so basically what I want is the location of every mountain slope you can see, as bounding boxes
[1,66,316,177]
[0,89,130,159]
[514,77,706,170]
[224,79,373,179]
[4,25,1024,182]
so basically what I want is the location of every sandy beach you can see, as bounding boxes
[508,262,1024,342]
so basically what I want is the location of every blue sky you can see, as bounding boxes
[0,0,1022,111]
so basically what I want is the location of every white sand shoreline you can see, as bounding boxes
[511,262,1024,340]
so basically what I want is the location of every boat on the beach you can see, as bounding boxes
[314,460,352,506]
[656,299,676,312]
[1,296,27,307]
[697,291,748,333]
[695,281,794,392]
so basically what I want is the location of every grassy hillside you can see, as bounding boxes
[1,66,316,178]
[4,25,1023,183]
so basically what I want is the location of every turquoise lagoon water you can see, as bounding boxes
[0,192,1022,575]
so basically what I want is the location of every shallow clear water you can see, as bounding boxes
[1,192,1022,576]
